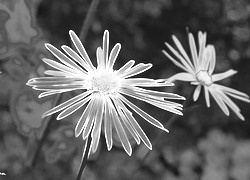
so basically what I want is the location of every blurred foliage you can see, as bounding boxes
[0,0,250,179]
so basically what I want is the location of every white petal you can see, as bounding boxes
[75,96,95,137]
[209,86,230,116]
[193,85,201,101]
[118,94,169,132]
[108,43,121,69]
[43,58,80,76]
[114,97,152,149]
[56,95,91,120]
[208,45,216,74]
[44,70,72,77]
[81,96,98,139]
[61,45,91,72]
[69,30,95,71]
[162,50,190,73]
[91,96,104,152]
[121,63,152,79]
[214,84,250,103]
[167,72,196,82]
[104,98,113,151]
[43,91,91,118]
[216,89,245,120]
[172,35,194,70]
[116,60,135,75]
[96,47,105,69]
[204,86,210,107]
[188,33,199,69]
[45,43,85,73]
[38,89,73,98]
[103,30,109,66]
[120,88,183,115]
[113,99,140,145]
[108,98,132,156]
[165,41,194,73]
[212,69,237,82]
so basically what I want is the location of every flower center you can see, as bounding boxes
[87,68,121,94]
[195,70,213,86]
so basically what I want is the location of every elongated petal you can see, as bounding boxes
[120,88,183,115]
[172,35,194,70]
[120,63,152,79]
[96,47,105,68]
[43,91,91,118]
[165,41,194,73]
[103,30,109,66]
[104,98,113,150]
[216,89,245,120]
[108,98,132,156]
[61,45,90,72]
[208,45,216,74]
[91,96,104,153]
[162,50,190,73]
[38,89,73,98]
[44,70,73,77]
[45,43,85,73]
[116,60,135,75]
[167,72,196,82]
[115,97,152,149]
[198,32,207,66]
[81,96,98,139]
[75,96,95,137]
[214,84,250,102]
[57,95,91,120]
[188,33,199,69]
[193,85,201,101]
[212,69,237,82]
[108,43,121,68]
[204,86,210,107]
[69,30,95,71]
[118,94,169,132]
[209,86,230,116]
[43,58,80,76]
[113,99,140,144]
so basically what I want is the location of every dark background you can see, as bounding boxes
[0,0,250,179]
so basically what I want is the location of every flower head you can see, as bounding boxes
[27,30,184,156]
[163,31,250,120]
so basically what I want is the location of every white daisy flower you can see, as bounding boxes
[163,31,250,120]
[27,30,184,156]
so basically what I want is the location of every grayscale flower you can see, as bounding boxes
[163,31,250,120]
[27,30,184,156]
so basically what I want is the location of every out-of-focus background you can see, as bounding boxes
[0,0,250,179]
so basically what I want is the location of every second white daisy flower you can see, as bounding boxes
[163,31,250,120]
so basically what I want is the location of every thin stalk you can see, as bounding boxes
[27,0,100,167]
[76,137,92,180]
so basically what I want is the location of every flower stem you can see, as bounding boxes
[76,137,92,180]
[27,0,100,168]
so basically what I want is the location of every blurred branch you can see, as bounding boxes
[79,0,100,42]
